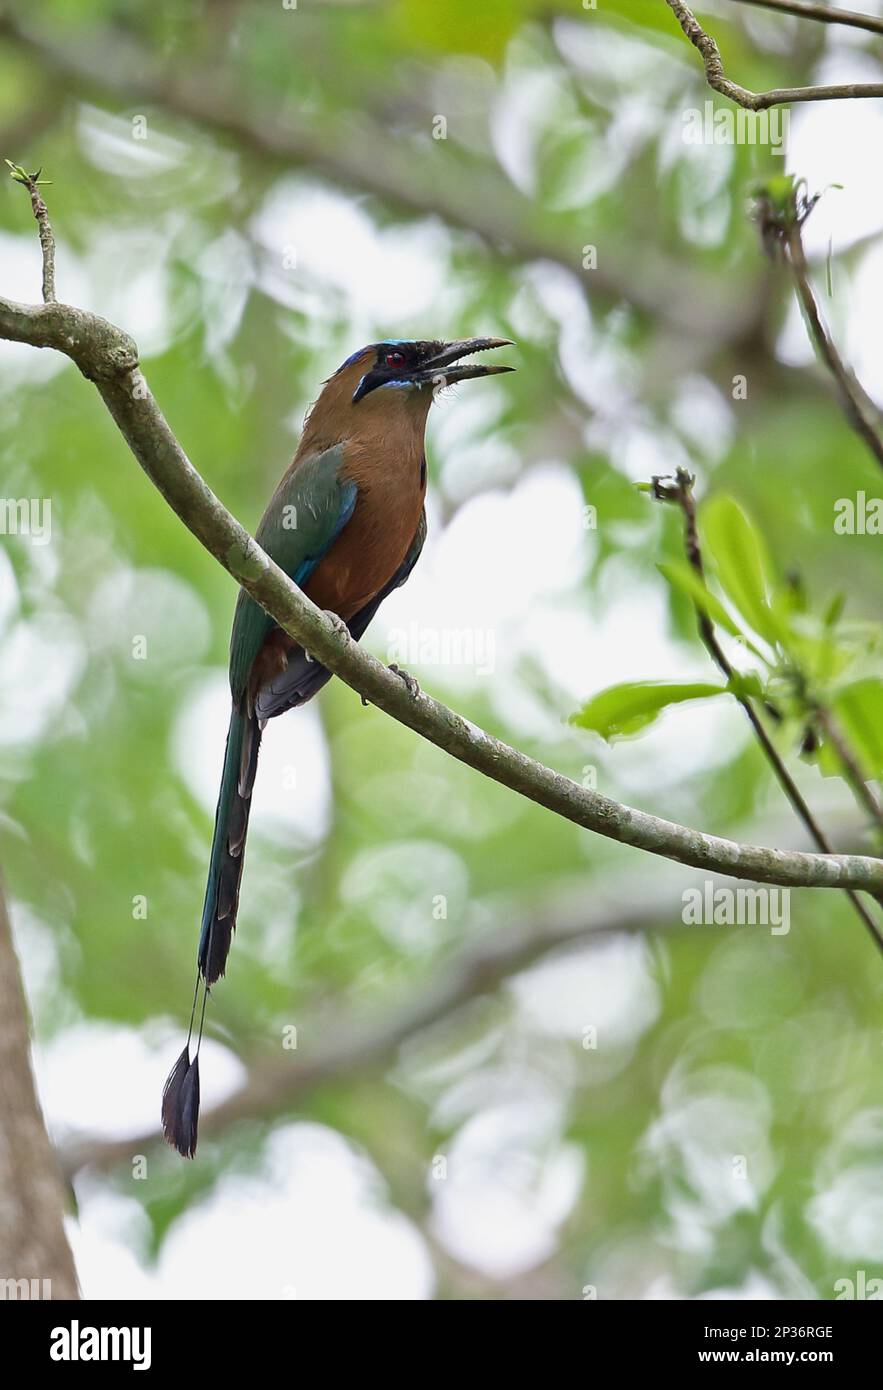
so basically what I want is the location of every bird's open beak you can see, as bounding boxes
[416,337,515,385]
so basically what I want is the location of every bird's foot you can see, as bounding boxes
[324,610,349,640]
[389,663,420,698]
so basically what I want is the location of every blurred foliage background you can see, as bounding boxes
[0,0,882,1299]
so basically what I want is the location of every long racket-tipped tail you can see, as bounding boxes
[162,704,262,1157]
[198,705,261,985]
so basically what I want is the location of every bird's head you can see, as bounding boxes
[348,337,514,404]
[302,337,514,448]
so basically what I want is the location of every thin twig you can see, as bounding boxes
[751,184,883,474]
[5,161,56,303]
[654,468,883,955]
[666,0,883,107]
[787,223,883,473]
[750,186,883,836]
[734,0,883,36]
[813,703,883,836]
[728,0,883,37]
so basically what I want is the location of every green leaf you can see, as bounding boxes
[700,495,785,647]
[571,679,729,740]
[5,158,29,185]
[830,678,883,779]
[823,592,846,630]
[750,173,797,218]
[657,559,765,660]
[725,670,765,702]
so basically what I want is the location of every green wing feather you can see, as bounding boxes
[197,445,356,985]
[228,443,357,704]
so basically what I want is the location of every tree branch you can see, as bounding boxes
[666,0,883,107]
[778,202,883,475]
[4,288,883,893]
[653,468,883,954]
[812,703,883,838]
[728,0,883,37]
[5,160,56,302]
[4,172,883,905]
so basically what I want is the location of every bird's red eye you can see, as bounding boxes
[384,350,406,368]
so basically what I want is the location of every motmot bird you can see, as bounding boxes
[162,336,514,1156]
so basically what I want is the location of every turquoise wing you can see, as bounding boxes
[228,444,357,705]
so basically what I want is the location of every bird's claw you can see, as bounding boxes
[324,610,349,639]
[389,663,420,698]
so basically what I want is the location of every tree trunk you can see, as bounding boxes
[0,866,78,1299]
